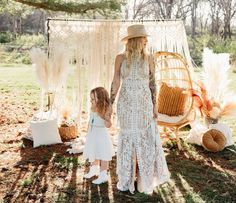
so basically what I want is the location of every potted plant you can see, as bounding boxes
[58,106,78,141]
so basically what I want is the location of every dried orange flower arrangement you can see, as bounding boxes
[190,81,236,126]
[59,106,78,141]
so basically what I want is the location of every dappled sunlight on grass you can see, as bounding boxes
[0,65,235,202]
[165,143,236,203]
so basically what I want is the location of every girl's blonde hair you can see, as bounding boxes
[90,87,110,118]
[124,37,148,76]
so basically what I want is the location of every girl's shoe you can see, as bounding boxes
[92,170,108,184]
[83,165,100,179]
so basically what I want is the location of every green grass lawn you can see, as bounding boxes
[0,64,235,202]
[0,64,76,108]
[1,64,236,134]
[0,64,40,104]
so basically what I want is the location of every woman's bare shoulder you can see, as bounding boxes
[116,53,125,62]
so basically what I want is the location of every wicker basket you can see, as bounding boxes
[59,125,78,141]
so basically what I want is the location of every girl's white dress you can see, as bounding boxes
[83,112,114,162]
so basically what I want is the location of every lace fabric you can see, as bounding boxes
[116,57,170,194]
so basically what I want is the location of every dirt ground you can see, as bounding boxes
[0,90,236,203]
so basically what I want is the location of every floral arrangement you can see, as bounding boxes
[190,48,236,122]
[190,82,236,120]
[59,106,78,140]
[60,106,76,127]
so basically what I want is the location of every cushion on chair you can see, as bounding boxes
[201,129,226,152]
[158,82,188,116]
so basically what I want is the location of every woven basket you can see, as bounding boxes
[59,125,78,141]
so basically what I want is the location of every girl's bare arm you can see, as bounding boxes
[110,54,123,105]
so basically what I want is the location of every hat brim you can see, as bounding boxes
[121,34,149,42]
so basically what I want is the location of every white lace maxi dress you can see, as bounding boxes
[116,57,170,194]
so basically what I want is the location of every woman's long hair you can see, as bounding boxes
[124,37,148,76]
[90,87,110,118]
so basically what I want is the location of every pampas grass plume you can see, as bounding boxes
[220,102,236,118]
[29,48,49,91]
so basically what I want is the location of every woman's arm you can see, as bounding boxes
[104,106,112,128]
[110,54,123,105]
[149,55,158,118]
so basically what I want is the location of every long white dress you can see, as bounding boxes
[83,112,114,162]
[116,57,170,194]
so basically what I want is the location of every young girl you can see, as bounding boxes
[83,87,114,184]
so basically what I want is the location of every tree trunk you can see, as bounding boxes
[223,18,231,39]
[19,17,22,34]
[13,16,17,38]
[191,1,197,38]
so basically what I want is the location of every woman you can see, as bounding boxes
[110,24,170,194]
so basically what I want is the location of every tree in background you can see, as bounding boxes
[126,0,192,22]
[12,0,123,17]
[0,0,34,36]
[0,0,125,35]
[123,0,236,39]
[209,0,221,36]
[216,0,236,39]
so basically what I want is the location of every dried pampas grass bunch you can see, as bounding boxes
[190,48,236,120]
[30,46,70,92]
[202,48,230,103]
[30,45,70,112]
[49,45,70,91]
[29,48,49,91]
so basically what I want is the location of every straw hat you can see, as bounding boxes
[121,24,149,41]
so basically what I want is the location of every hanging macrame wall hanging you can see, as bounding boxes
[47,19,193,122]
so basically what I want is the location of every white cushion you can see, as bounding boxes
[186,123,208,145]
[210,123,234,147]
[158,113,185,123]
[30,119,62,148]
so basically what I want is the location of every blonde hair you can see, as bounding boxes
[124,37,148,76]
[90,87,110,118]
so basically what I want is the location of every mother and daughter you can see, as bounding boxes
[82,24,170,194]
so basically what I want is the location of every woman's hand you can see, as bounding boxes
[105,105,113,120]
[153,106,158,120]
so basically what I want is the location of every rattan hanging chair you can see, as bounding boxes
[154,51,195,150]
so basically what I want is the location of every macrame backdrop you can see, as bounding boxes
[47,19,193,123]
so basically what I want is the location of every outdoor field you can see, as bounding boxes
[0,64,235,203]
[1,0,236,202]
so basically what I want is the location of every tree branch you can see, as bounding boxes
[12,0,121,14]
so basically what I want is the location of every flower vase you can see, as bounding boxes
[46,92,55,112]
[204,116,218,128]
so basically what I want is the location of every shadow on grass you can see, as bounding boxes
[3,138,82,203]
[3,137,235,203]
[165,143,236,203]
